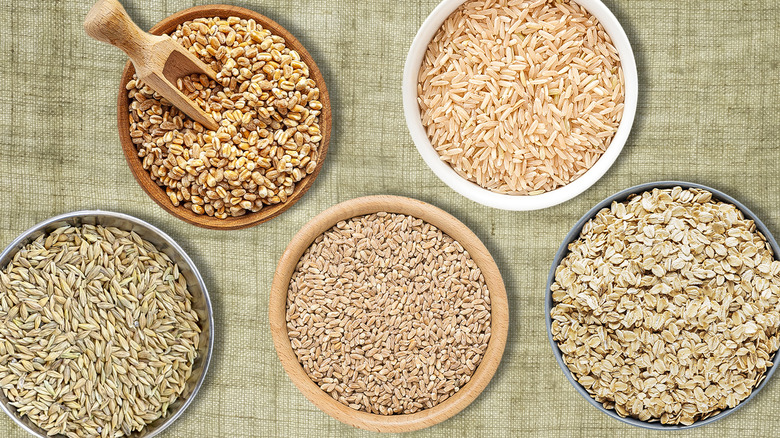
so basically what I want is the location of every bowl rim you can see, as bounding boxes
[544,181,780,430]
[402,0,639,211]
[0,210,215,438]
[117,4,332,230]
[268,195,509,432]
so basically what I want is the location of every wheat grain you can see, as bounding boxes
[128,16,322,218]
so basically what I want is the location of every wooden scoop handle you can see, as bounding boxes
[84,0,163,63]
[84,0,219,131]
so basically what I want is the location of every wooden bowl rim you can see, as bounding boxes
[117,4,331,230]
[269,195,509,432]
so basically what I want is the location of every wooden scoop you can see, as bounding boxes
[84,0,219,131]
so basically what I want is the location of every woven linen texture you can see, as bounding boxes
[1,0,779,436]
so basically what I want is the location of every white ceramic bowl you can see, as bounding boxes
[403,0,638,210]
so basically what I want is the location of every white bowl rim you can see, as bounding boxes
[402,0,639,211]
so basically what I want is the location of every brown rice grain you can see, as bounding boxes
[418,0,624,195]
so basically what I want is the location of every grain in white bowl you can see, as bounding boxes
[418,0,624,195]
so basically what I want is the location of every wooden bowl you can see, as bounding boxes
[269,195,509,432]
[117,5,331,230]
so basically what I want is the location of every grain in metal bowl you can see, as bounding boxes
[0,211,213,438]
[546,182,780,429]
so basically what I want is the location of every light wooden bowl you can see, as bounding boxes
[117,5,331,230]
[269,195,509,432]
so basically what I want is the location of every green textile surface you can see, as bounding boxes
[1,0,779,436]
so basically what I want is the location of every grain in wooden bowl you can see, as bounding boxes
[0,211,213,438]
[270,196,508,432]
[546,182,780,429]
[118,5,331,230]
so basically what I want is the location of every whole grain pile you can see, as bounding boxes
[550,187,780,425]
[418,0,624,195]
[128,16,323,218]
[0,225,201,437]
[286,213,491,415]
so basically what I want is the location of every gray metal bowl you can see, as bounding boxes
[545,181,780,430]
[0,211,214,438]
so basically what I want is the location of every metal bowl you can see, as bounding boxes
[0,211,214,437]
[545,181,780,429]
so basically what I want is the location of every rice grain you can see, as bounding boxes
[418,0,624,195]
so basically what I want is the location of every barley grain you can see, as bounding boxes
[0,225,201,437]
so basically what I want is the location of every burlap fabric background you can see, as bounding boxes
[1,0,779,436]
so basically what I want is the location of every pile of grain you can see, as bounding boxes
[0,225,200,437]
[550,187,780,425]
[128,16,323,218]
[286,213,491,414]
[418,0,624,195]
